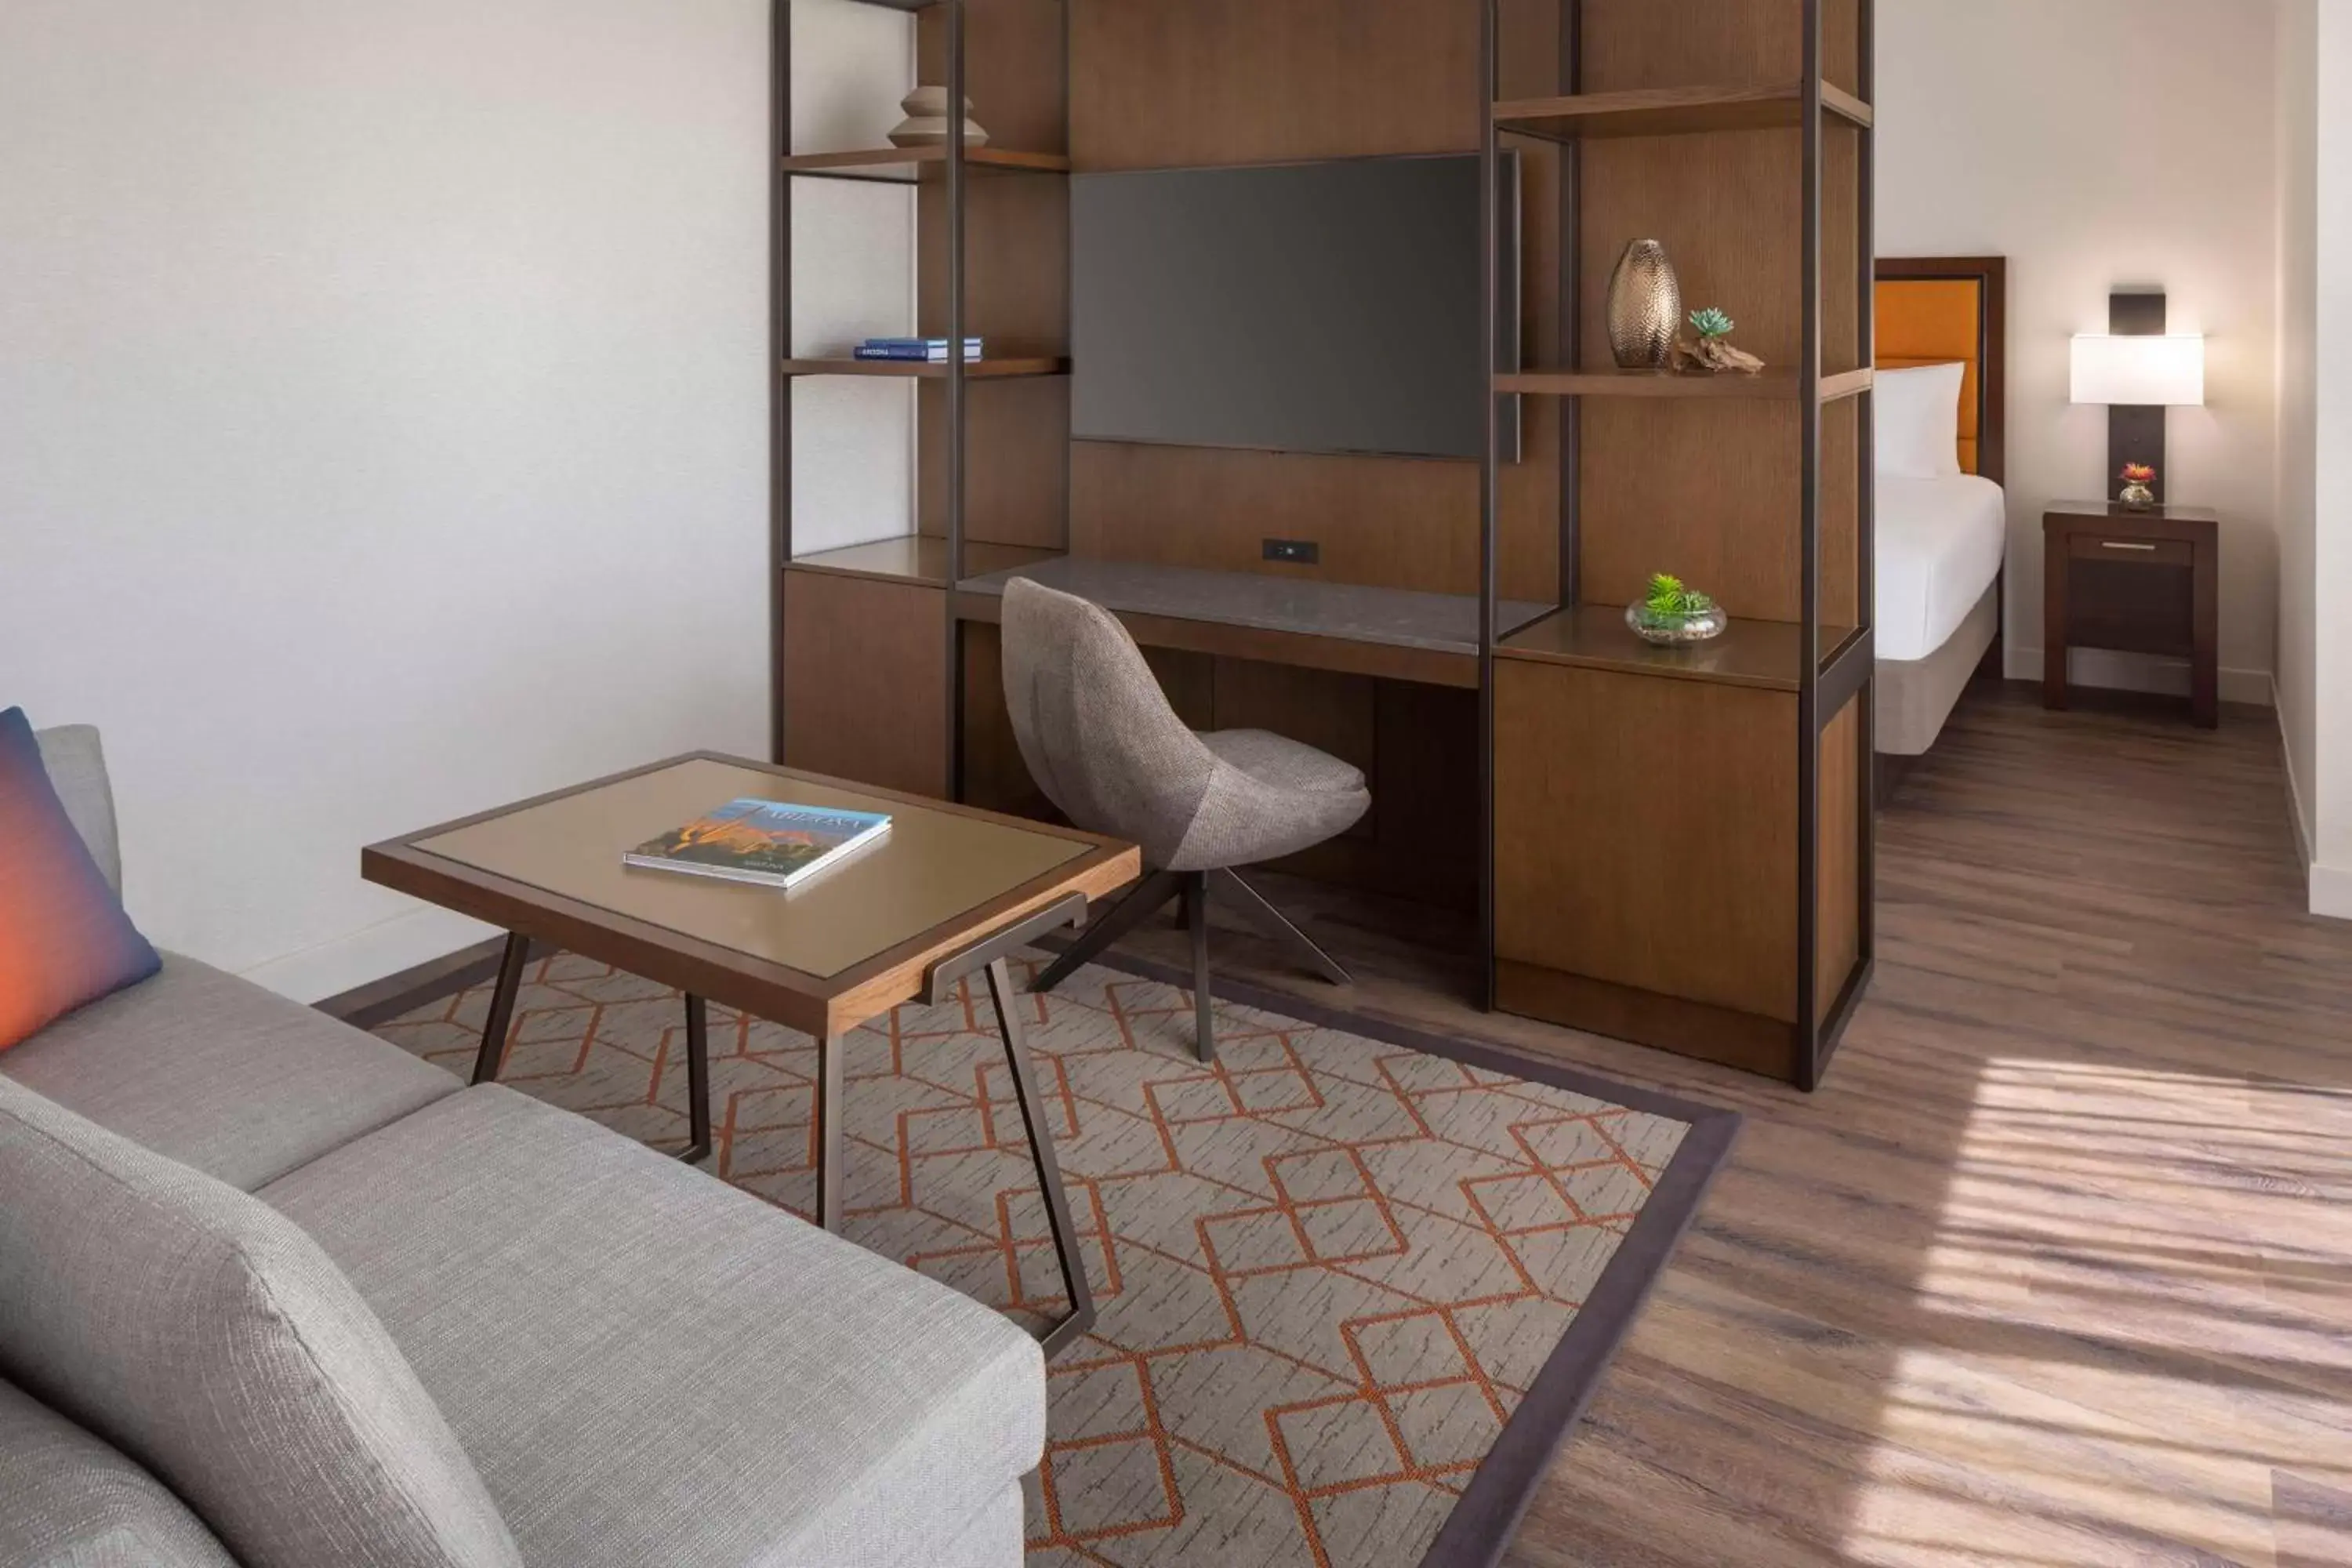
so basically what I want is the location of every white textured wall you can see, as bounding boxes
[2278,0,2320,874]
[1878,0,2281,706]
[0,0,773,998]
[789,0,919,556]
[2279,0,2352,915]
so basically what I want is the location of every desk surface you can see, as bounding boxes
[954,556,1555,657]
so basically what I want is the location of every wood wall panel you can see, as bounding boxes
[1814,697,1860,1018]
[1579,401,1798,619]
[919,377,1069,550]
[782,571,947,799]
[1577,0,1804,89]
[1494,659,1798,1022]
[917,0,1069,156]
[1069,0,1479,171]
[1580,132,1801,371]
[1820,394,1859,627]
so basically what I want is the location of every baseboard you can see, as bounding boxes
[238,905,497,1006]
[2312,862,2352,920]
[2004,644,2272,707]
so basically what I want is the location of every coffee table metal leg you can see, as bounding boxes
[813,1032,845,1233]
[982,956,1098,1359]
[470,932,532,1087]
[679,995,713,1166]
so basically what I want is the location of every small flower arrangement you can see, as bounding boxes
[1626,572,1728,645]
[2120,463,2158,509]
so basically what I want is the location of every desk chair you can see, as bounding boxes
[1000,576,1370,1062]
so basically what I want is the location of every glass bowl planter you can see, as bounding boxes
[1625,602,1727,646]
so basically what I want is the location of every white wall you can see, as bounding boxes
[789,0,920,557]
[2278,0,2320,872]
[1878,0,2281,707]
[2275,0,2352,916]
[0,0,775,998]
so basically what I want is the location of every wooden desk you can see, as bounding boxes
[953,555,1555,689]
[364,753,1139,1356]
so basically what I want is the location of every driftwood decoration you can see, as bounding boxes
[1671,334,1766,375]
[1671,306,1766,375]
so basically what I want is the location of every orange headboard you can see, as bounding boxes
[1875,258,2006,486]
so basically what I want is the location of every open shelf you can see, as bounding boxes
[786,537,1062,587]
[782,356,1069,379]
[780,146,1072,182]
[1498,367,1873,402]
[1497,605,1861,692]
[1494,82,1872,141]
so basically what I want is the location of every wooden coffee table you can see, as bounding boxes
[363,752,1140,1355]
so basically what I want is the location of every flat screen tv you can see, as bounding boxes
[1070,154,1518,462]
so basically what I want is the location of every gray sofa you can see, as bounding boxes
[0,728,1044,1568]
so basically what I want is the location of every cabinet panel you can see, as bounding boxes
[1494,660,1798,1023]
[782,571,948,798]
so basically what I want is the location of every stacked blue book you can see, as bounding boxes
[854,337,985,362]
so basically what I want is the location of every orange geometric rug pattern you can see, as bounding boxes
[375,949,1693,1566]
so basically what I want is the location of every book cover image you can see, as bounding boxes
[624,798,891,890]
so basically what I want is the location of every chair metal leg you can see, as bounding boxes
[678,995,713,1166]
[1029,869,1181,995]
[982,957,1098,1359]
[470,932,532,1086]
[1185,872,1216,1064]
[812,1031,845,1232]
[1210,868,1352,987]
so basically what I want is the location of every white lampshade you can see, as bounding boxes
[2070,334,2206,406]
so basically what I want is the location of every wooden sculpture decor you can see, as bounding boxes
[1606,240,1682,369]
[888,86,989,148]
[1671,307,1765,375]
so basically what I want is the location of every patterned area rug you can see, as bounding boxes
[373,949,1733,1567]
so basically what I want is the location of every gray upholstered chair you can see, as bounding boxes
[1000,576,1370,1062]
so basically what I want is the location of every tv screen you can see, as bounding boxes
[1071,154,1515,462]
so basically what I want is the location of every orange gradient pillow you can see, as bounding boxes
[0,708,160,1048]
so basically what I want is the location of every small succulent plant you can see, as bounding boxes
[1689,307,1737,340]
[1642,572,1718,618]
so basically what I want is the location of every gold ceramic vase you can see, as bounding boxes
[1606,239,1682,370]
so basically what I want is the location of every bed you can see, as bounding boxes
[1874,257,2008,764]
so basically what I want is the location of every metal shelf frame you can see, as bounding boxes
[1476,0,1877,1089]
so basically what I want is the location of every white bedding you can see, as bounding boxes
[1875,474,2006,662]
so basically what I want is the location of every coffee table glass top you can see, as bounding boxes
[414,758,1092,979]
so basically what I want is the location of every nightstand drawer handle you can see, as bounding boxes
[2100,541,2159,552]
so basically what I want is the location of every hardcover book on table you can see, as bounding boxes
[622,799,891,891]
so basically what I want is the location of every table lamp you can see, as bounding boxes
[2070,291,2205,506]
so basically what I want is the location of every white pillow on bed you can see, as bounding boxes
[1875,361,1965,479]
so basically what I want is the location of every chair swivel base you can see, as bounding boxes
[1029,868,1350,1063]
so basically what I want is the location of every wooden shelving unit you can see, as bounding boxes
[1497,606,1863,691]
[782,355,1069,379]
[1482,0,1877,1088]
[1496,366,1871,401]
[779,145,1071,180]
[1494,80,1872,141]
[786,537,1058,587]
[774,0,1072,800]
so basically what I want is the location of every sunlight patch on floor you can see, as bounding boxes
[1846,1057,2352,1568]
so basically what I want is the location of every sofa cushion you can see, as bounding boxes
[0,708,160,1051]
[31,724,122,895]
[0,1077,522,1568]
[0,1378,240,1568]
[261,1084,1048,1568]
[2,953,461,1190]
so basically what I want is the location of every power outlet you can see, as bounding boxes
[1263,538,1320,566]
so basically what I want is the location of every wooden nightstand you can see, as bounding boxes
[2042,500,2220,728]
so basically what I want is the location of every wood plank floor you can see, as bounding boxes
[1101,682,2352,1567]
